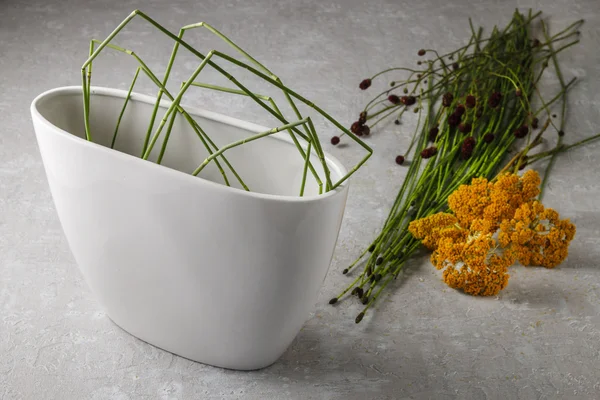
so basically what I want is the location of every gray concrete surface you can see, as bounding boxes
[2,0,600,399]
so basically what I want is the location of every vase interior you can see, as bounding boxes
[34,88,342,197]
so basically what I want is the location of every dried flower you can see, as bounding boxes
[499,201,576,268]
[448,170,541,231]
[418,49,426,56]
[409,212,463,250]
[408,170,568,296]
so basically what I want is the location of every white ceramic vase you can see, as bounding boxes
[30,86,349,370]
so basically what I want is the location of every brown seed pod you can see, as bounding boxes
[454,105,466,117]
[483,133,495,143]
[448,113,461,127]
[514,125,529,138]
[428,126,439,142]
[420,146,438,159]
[401,96,417,106]
[465,95,476,108]
[458,123,472,134]
[442,92,454,107]
[388,94,401,105]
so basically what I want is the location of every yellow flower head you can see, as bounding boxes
[434,233,514,296]
[499,200,576,268]
[409,169,573,296]
[408,212,465,250]
[448,170,541,233]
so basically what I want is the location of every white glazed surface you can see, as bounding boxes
[31,86,349,370]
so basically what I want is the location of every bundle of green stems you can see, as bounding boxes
[329,10,599,323]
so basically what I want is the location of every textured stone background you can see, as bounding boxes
[1,0,600,399]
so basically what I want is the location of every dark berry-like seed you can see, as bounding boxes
[466,95,476,108]
[448,114,461,127]
[458,123,472,134]
[483,133,495,143]
[442,92,454,107]
[401,96,416,106]
[359,79,372,90]
[359,111,367,124]
[428,126,439,142]
[421,146,438,159]
[454,105,466,117]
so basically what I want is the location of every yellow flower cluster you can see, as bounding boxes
[499,201,576,268]
[409,170,576,296]
[447,169,541,233]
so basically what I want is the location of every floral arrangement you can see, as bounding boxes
[328,9,599,323]
[80,10,372,196]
